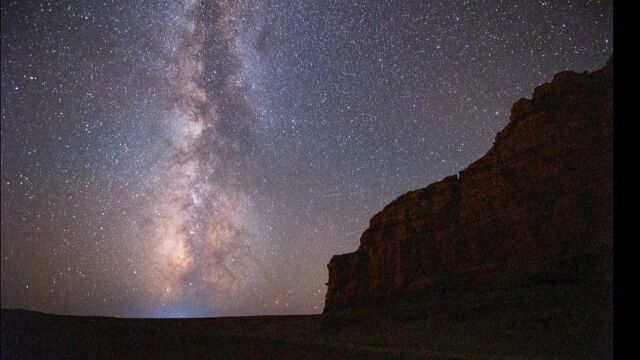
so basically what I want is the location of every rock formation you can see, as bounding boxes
[324,58,613,317]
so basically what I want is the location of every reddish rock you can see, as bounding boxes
[324,58,613,313]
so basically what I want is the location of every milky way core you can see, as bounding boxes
[1,1,612,317]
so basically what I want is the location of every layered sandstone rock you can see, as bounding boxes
[324,58,613,313]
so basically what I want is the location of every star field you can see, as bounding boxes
[1,0,612,317]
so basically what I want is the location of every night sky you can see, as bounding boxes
[1,0,612,318]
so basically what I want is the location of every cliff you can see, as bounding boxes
[324,58,613,317]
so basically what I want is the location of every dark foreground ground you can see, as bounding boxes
[2,283,611,360]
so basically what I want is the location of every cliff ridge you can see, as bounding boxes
[324,59,613,318]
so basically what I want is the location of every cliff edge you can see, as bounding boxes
[324,58,613,325]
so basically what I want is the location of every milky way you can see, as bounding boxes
[1,1,612,317]
[141,1,264,313]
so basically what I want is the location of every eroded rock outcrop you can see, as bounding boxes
[324,58,613,313]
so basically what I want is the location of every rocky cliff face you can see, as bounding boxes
[324,58,613,314]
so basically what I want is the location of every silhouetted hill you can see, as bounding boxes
[2,308,522,359]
